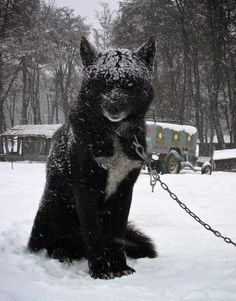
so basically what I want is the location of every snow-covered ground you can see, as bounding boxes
[0,162,236,301]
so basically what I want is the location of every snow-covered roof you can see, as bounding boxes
[1,124,62,138]
[146,121,197,135]
[213,148,236,160]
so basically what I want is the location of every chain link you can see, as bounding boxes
[132,136,236,248]
[149,165,236,247]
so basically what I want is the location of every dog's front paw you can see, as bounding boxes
[89,259,112,279]
[109,253,135,277]
[112,265,135,278]
[51,248,73,263]
[89,262,135,279]
[89,270,115,280]
[89,266,135,279]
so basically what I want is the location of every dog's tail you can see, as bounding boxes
[125,223,157,259]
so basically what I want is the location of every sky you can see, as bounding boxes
[53,0,120,29]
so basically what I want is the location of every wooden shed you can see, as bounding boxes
[0,124,62,161]
[213,148,236,172]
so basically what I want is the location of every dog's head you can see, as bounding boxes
[80,37,155,122]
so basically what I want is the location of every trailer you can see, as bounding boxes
[145,119,212,174]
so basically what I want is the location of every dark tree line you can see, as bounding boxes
[0,0,89,138]
[0,0,235,152]
[111,0,236,149]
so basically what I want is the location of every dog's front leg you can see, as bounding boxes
[108,169,140,276]
[72,184,111,279]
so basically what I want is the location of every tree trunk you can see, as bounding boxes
[31,63,41,124]
[228,47,236,146]
[21,57,29,124]
[205,0,225,146]
[192,48,204,144]
[0,53,6,137]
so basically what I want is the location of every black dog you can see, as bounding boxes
[28,36,157,279]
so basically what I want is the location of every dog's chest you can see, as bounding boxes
[95,136,141,199]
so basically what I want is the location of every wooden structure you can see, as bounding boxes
[0,124,62,161]
[213,148,236,172]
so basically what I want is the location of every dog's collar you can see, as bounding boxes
[113,127,147,163]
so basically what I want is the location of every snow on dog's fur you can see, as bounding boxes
[28,36,157,279]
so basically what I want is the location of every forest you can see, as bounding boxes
[0,0,235,152]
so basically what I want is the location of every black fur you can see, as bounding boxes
[28,36,157,279]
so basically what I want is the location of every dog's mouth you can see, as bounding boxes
[101,90,130,123]
[103,110,128,122]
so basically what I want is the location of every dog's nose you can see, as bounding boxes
[102,88,127,115]
[105,102,120,115]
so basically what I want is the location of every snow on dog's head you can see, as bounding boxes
[79,36,156,122]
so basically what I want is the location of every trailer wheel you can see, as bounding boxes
[165,150,181,174]
[201,163,212,175]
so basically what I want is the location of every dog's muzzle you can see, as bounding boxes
[102,89,130,122]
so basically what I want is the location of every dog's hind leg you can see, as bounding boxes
[28,186,85,261]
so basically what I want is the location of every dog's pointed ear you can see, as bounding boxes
[80,36,97,67]
[136,36,156,68]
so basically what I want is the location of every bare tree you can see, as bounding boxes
[93,2,115,51]
[112,0,236,150]
[0,0,90,131]
[44,6,89,121]
[0,0,41,134]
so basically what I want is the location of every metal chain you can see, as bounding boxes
[132,137,236,248]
